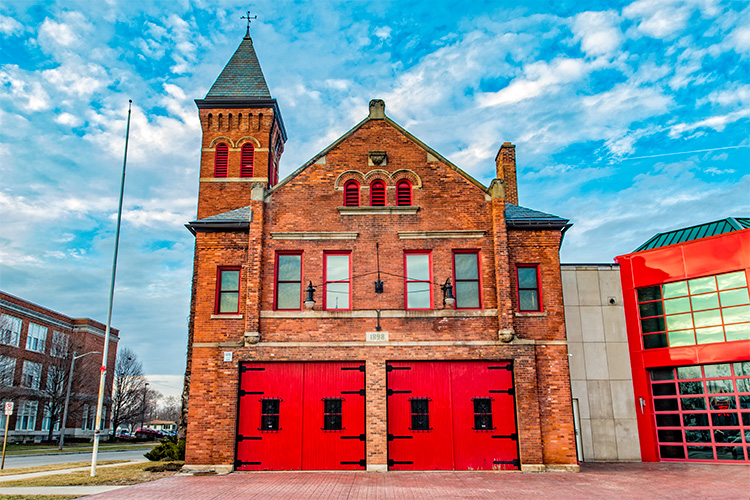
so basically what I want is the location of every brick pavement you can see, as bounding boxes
[82,462,750,500]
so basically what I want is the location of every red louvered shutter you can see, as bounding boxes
[370,181,386,206]
[396,180,412,206]
[241,144,254,177]
[344,181,359,206]
[214,144,228,178]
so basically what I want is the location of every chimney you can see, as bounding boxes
[495,142,518,205]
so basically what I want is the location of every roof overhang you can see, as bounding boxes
[185,221,251,235]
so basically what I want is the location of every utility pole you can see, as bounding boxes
[140,382,150,429]
[59,351,100,450]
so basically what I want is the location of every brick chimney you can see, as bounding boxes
[495,143,518,205]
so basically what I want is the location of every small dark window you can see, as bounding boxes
[323,398,342,430]
[216,267,240,314]
[396,180,412,205]
[241,143,254,177]
[473,398,493,430]
[517,265,542,311]
[214,143,228,177]
[344,181,359,206]
[370,180,386,206]
[260,399,280,431]
[410,398,430,430]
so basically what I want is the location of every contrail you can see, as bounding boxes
[621,145,750,161]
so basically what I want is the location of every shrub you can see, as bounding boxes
[144,436,185,461]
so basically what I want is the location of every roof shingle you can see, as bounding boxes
[205,36,271,99]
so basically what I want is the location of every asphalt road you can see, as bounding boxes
[1,447,153,468]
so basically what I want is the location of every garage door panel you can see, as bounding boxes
[236,363,304,471]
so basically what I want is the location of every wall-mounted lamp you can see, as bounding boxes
[304,281,316,309]
[441,278,455,308]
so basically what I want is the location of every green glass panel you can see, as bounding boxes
[717,271,747,290]
[704,364,731,378]
[664,297,691,315]
[643,333,668,349]
[683,413,708,427]
[406,254,430,281]
[691,293,719,311]
[686,446,713,460]
[720,288,750,307]
[722,305,750,324]
[681,397,706,410]
[277,255,301,281]
[724,323,750,341]
[219,292,238,313]
[711,412,738,426]
[685,429,711,443]
[676,366,702,380]
[325,282,349,309]
[666,313,693,331]
[740,396,750,409]
[679,381,704,395]
[517,267,538,288]
[220,270,240,291]
[455,253,478,280]
[641,317,666,333]
[652,368,675,381]
[639,301,663,318]
[406,282,431,309]
[668,330,695,347]
[714,430,740,444]
[689,276,717,294]
[326,254,349,282]
[735,379,750,393]
[734,362,750,377]
[695,326,724,344]
[638,286,661,302]
[663,281,688,299]
[455,281,480,309]
[276,282,300,309]
[693,309,723,328]
[519,289,540,311]
[706,379,733,395]
[653,383,677,396]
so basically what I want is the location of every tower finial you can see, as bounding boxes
[241,11,257,39]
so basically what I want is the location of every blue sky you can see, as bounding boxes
[1,0,748,394]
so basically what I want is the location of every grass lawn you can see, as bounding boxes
[0,460,125,476]
[0,462,183,487]
[3,442,156,456]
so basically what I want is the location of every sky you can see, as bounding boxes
[0,0,748,396]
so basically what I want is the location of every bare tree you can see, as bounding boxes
[157,395,181,422]
[110,347,146,433]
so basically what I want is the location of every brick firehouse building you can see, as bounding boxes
[184,33,578,473]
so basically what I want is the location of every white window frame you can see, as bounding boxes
[0,314,22,347]
[0,355,16,387]
[26,323,47,353]
[22,361,42,390]
[15,400,38,431]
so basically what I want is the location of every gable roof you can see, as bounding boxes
[635,217,750,252]
[267,102,487,198]
[205,35,271,99]
[505,203,571,230]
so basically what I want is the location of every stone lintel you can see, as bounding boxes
[397,230,486,239]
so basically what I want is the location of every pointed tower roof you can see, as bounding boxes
[205,35,271,99]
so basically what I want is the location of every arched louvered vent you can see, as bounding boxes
[396,180,412,206]
[344,181,360,206]
[370,180,386,206]
[214,143,228,178]
[241,144,254,177]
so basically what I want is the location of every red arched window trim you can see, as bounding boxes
[214,143,228,178]
[370,180,386,206]
[344,181,360,206]
[396,180,412,206]
[240,143,254,177]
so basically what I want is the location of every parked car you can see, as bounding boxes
[134,427,164,440]
[115,429,130,438]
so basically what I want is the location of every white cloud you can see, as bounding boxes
[669,108,750,137]
[374,26,392,41]
[55,112,82,126]
[37,12,93,54]
[42,63,107,97]
[0,66,51,111]
[573,10,623,57]
[622,0,720,39]
[0,14,24,35]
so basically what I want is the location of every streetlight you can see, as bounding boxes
[58,351,101,450]
[140,382,150,430]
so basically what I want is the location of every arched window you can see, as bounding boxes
[241,143,254,177]
[214,143,228,178]
[396,180,412,206]
[344,181,360,206]
[370,180,386,206]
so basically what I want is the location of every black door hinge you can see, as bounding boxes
[387,434,414,441]
[341,365,365,372]
[493,458,521,467]
[488,364,512,371]
[386,365,411,372]
[239,389,264,397]
[240,366,266,373]
[340,459,366,467]
[491,433,518,441]
[341,389,366,396]
[387,459,414,466]
[489,388,515,395]
[340,434,366,441]
[386,389,412,396]
[237,435,262,442]
[234,459,261,468]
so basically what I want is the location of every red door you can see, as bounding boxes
[387,361,519,470]
[236,362,365,471]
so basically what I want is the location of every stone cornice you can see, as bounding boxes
[397,230,486,239]
[337,206,419,215]
[270,232,359,240]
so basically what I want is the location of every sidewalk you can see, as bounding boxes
[0,458,147,483]
[76,462,750,500]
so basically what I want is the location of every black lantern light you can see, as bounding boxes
[304,281,316,309]
[441,278,455,308]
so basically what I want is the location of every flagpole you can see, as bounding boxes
[91,100,132,477]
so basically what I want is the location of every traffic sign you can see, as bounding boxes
[3,402,12,416]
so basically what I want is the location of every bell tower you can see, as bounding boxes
[194,31,287,219]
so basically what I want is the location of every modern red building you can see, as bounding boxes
[616,218,750,463]
[183,33,578,473]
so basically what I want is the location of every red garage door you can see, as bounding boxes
[236,362,365,471]
[387,360,519,470]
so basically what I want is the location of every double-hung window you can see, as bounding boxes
[517,265,542,312]
[0,314,21,347]
[275,253,303,310]
[324,252,351,310]
[0,355,16,387]
[453,251,481,309]
[15,400,38,431]
[405,252,432,309]
[26,323,47,353]
[215,267,241,314]
[22,361,42,390]
[50,331,69,357]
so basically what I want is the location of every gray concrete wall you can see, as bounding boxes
[562,264,640,461]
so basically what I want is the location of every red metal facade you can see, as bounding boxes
[616,229,750,462]
[236,361,365,470]
[387,360,519,470]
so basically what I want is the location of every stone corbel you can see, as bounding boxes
[498,328,515,343]
[244,331,260,346]
[489,179,505,200]
[250,182,266,201]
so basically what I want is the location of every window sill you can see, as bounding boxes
[515,312,548,317]
[337,206,419,215]
[211,314,243,320]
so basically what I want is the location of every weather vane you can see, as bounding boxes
[241,11,257,37]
